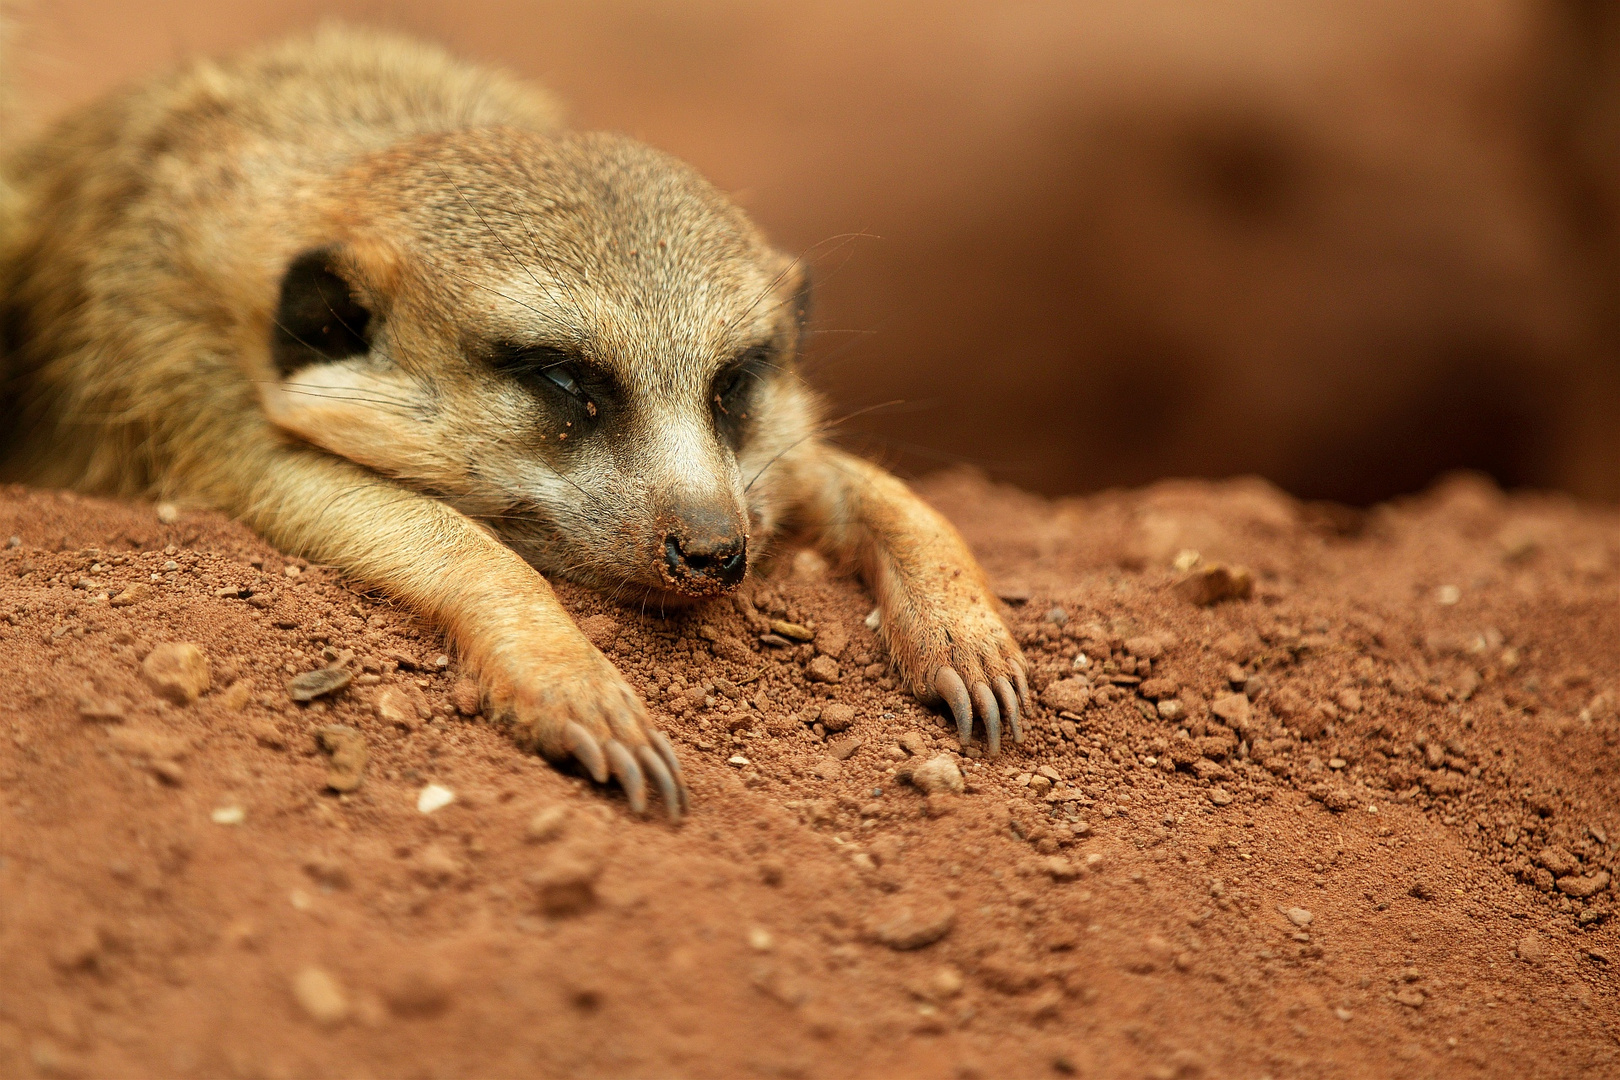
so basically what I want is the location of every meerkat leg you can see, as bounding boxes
[211,440,687,818]
[793,447,1029,754]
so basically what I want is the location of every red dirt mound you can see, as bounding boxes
[0,471,1616,1078]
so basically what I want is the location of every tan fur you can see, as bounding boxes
[0,27,1025,817]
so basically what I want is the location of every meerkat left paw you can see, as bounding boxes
[879,586,1029,755]
[492,641,689,821]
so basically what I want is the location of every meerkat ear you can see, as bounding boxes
[790,265,812,335]
[271,247,374,375]
[770,254,811,341]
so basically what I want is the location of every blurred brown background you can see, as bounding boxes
[10,0,1620,504]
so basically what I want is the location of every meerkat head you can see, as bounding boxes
[259,128,817,605]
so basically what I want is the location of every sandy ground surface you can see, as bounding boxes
[1,470,1617,1079]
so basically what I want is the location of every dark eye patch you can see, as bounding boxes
[486,342,614,427]
[712,344,775,446]
[271,248,372,375]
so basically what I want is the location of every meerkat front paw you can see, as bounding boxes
[488,638,687,820]
[876,574,1030,756]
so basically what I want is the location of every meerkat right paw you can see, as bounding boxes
[491,645,688,821]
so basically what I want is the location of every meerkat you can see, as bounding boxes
[0,27,1028,819]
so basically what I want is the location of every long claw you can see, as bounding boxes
[606,741,647,814]
[994,676,1022,744]
[972,681,1001,756]
[935,667,974,743]
[637,745,681,822]
[1014,668,1030,712]
[565,722,608,783]
[650,731,690,814]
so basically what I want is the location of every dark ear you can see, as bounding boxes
[271,248,373,375]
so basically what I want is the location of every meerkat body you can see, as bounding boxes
[0,27,1026,817]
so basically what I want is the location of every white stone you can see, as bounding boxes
[416,783,455,814]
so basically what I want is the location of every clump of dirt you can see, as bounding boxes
[0,471,1616,1078]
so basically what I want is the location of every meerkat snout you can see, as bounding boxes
[659,498,748,593]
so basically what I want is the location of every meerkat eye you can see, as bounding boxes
[543,365,582,399]
[486,343,607,420]
[713,367,746,405]
[542,364,601,418]
[713,346,771,411]
[711,345,774,448]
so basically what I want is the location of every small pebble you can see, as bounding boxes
[820,703,856,732]
[908,755,964,795]
[211,805,245,826]
[412,843,463,886]
[806,656,840,683]
[1174,563,1254,606]
[1556,870,1612,898]
[1516,933,1548,964]
[1210,693,1251,728]
[417,783,455,814]
[109,583,151,608]
[525,805,569,844]
[525,857,600,917]
[250,720,287,750]
[829,737,862,761]
[374,685,427,730]
[1042,679,1091,714]
[293,966,350,1025]
[76,694,126,723]
[286,666,352,703]
[1285,907,1313,927]
[217,679,253,712]
[870,904,955,950]
[1041,857,1079,882]
[770,619,815,642]
[316,725,368,792]
[812,757,843,781]
[932,965,966,999]
[141,642,211,705]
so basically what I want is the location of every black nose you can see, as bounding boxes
[663,531,747,590]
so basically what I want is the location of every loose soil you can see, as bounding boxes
[1,470,1617,1079]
